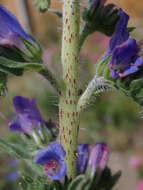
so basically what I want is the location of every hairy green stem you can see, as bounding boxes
[79,25,90,51]
[77,76,109,112]
[39,67,60,92]
[59,0,80,178]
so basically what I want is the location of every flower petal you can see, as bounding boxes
[34,142,66,165]
[77,144,89,174]
[0,4,31,40]
[88,142,109,177]
[34,142,66,180]
[109,9,129,52]
[9,117,24,132]
[13,96,44,131]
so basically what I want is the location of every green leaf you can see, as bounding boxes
[67,175,87,190]
[0,139,32,159]
[0,56,43,72]
[127,26,136,32]
[24,159,44,176]
[109,171,121,189]
[0,64,23,76]
[20,175,51,190]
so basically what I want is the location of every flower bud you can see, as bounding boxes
[88,143,109,177]
[82,0,119,36]
[77,144,89,174]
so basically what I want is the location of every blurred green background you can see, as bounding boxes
[0,0,143,189]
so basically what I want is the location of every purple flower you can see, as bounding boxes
[7,171,19,181]
[9,158,19,167]
[9,96,45,134]
[88,142,109,177]
[108,9,129,53]
[34,142,66,180]
[109,38,143,79]
[0,3,32,48]
[108,9,143,79]
[77,144,89,174]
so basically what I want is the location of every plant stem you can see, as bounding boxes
[39,67,60,93]
[77,76,109,112]
[59,0,80,178]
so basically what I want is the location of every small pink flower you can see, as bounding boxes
[129,156,142,170]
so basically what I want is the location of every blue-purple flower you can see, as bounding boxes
[88,142,109,177]
[0,3,32,48]
[7,158,19,181]
[108,9,143,79]
[34,142,66,180]
[77,144,89,174]
[9,96,45,134]
[7,171,19,181]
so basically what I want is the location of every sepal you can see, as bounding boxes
[19,36,42,63]
[0,57,43,75]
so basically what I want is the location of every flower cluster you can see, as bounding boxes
[34,142,109,180]
[9,96,109,181]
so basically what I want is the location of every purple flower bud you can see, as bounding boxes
[9,96,45,134]
[34,142,66,180]
[0,4,33,48]
[88,142,109,177]
[77,144,89,174]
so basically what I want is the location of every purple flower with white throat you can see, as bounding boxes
[34,142,66,180]
[0,3,32,48]
[107,9,143,79]
[9,96,45,134]
[77,144,89,174]
[88,142,109,177]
